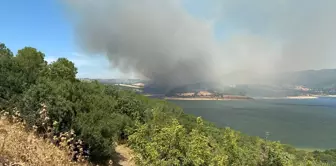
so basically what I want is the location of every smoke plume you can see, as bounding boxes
[64,0,336,87]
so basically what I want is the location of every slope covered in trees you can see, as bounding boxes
[0,42,334,165]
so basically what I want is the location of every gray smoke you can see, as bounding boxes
[64,0,336,87]
[217,0,336,72]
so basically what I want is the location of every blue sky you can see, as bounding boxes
[0,0,244,79]
[2,1,335,78]
[0,0,123,78]
[1,0,223,79]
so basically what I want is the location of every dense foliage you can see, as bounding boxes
[0,42,334,165]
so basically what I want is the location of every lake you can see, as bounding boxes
[171,97,336,150]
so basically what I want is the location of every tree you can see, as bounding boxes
[223,127,246,165]
[129,117,187,166]
[0,43,13,57]
[114,95,146,122]
[184,117,228,166]
[0,44,21,109]
[260,141,294,166]
[15,47,46,87]
[75,111,132,164]
[42,58,77,82]
[20,79,75,130]
[0,42,333,165]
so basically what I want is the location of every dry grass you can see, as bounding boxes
[0,117,88,166]
[0,107,137,166]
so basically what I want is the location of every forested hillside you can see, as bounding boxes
[279,69,336,88]
[0,42,334,165]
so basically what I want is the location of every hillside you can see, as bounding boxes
[279,69,336,88]
[0,116,87,166]
[169,69,336,97]
[82,69,336,97]
[221,69,336,88]
[0,114,135,166]
[1,42,335,165]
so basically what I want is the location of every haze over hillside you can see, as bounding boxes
[65,0,336,90]
[86,69,336,97]
[221,69,336,87]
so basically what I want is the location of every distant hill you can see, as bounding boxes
[220,69,336,88]
[79,78,148,85]
[159,69,336,97]
[79,69,336,96]
[278,69,336,88]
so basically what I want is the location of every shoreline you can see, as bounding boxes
[255,96,317,100]
[165,97,253,101]
[147,94,336,101]
[286,96,318,99]
[258,95,336,100]
[324,95,336,97]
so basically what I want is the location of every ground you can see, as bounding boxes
[114,144,136,166]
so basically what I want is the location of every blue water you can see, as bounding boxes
[171,97,336,149]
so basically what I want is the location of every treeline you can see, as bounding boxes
[0,42,334,165]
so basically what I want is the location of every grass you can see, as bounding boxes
[0,116,88,166]
[0,114,136,166]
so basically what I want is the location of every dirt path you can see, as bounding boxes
[114,144,136,166]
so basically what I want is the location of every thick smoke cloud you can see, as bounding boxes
[216,0,336,72]
[65,0,336,87]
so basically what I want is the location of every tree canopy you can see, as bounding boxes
[0,42,334,165]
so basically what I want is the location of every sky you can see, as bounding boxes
[1,0,335,81]
[0,0,123,78]
[0,0,239,79]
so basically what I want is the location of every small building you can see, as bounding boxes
[197,91,213,97]
[295,85,310,92]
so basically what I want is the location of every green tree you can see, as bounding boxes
[75,110,132,164]
[42,58,77,81]
[184,117,228,166]
[0,42,333,165]
[0,44,22,109]
[129,118,187,166]
[15,47,46,88]
[261,141,294,166]
[223,127,246,165]
[21,79,75,131]
[0,43,13,57]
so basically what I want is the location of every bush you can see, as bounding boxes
[75,111,133,163]
[0,42,334,165]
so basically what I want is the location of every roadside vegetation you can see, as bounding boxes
[0,42,334,165]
